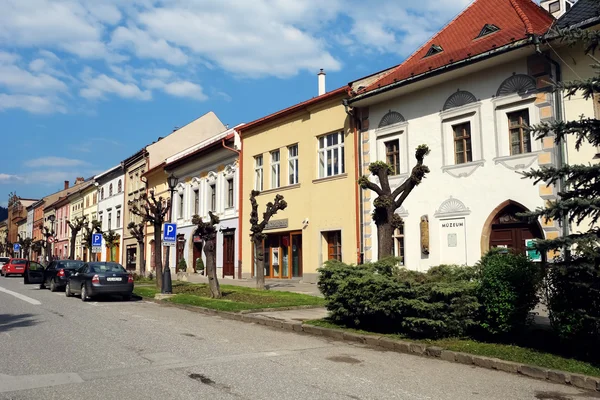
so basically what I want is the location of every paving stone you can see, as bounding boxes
[472,356,495,369]
[377,337,397,350]
[394,341,410,353]
[342,332,366,343]
[519,365,548,380]
[571,374,599,391]
[302,325,324,336]
[364,336,382,347]
[547,370,570,384]
[440,350,457,362]
[319,327,344,340]
[425,346,443,357]
[455,353,474,365]
[492,360,520,374]
[409,343,426,355]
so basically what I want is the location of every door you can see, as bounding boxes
[291,233,302,278]
[223,232,235,277]
[25,261,45,284]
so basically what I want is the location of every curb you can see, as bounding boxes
[139,296,600,393]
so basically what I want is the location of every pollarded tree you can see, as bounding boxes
[192,211,221,298]
[129,191,170,289]
[102,229,121,262]
[127,221,146,275]
[81,219,101,261]
[358,145,431,259]
[520,25,600,353]
[18,236,32,259]
[67,216,87,260]
[39,223,55,263]
[249,190,288,290]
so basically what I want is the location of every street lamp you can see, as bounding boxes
[48,215,56,261]
[162,174,179,294]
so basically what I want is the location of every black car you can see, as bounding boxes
[39,260,85,291]
[66,262,134,301]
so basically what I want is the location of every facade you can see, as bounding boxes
[7,194,37,245]
[16,218,27,257]
[67,179,94,260]
[26,205,34,239]
[238,87,357,283]
[0,220,7,256]
[143,111,226,275]
[51,197,71,259]
[31,200,46,262]
[121,149,148,271]
[81,181,99,262]
[95,165,125,262]
[164,126,241,277]
[349,0,558,269]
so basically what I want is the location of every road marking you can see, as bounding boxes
[0,286,41,305]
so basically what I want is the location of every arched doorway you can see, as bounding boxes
[481,200,544,255]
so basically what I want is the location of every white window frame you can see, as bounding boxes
[288,144,299,185]
[318,131,345,178]
[375,121,409,179]
[209,183,216,212]
[493,94,541,159]
[270,150,280,189]
[226,178,234,209]
[116,210,121,228]
[254,155,263,191]
[392,226,405,266]
[193,189,199,216]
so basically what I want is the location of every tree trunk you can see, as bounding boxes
[203,238,221,298]
[138,241,145,276]
[69,231,77,260]
[254,239,265,290]
[153,224,163,289]
[376,208,395,259]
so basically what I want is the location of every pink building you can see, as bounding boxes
[52,197,70,259]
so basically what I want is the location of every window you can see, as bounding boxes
[271,150,280,189]
[318,131,345,178]
[109,184,113,197]
[116,210,121,228]
[548,1,560,13]
[508,110,531,155]
[326,231,342,261]
[288,145,299,185]
[108,213,112,229]
[393,223,405,266]
[385,139,400,174]
[118,180,122,193]
[100,215,103,229]
[93,193,97,204]
[227,179,234,208]
[193,189,199,215]
[453,122,473,164]
[209,184,216,212]
[100,188,104,200]
[178,193,184,219]
[254,155,263,191]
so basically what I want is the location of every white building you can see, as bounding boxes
[349,0,560,269]
[164,126,242,277]
[94,165,125,263]
[25,206,34,240]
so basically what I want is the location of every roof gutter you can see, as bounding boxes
[349,38,533,105]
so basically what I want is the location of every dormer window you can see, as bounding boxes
[475,24,500,39]
[423,44,443,58]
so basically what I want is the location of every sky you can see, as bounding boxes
[0,0,480,205]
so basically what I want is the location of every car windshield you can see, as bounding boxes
[12,260,27,265]
[89,262,127,274]
[57,261,84,269]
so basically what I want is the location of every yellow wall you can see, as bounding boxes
[241,94,357,282]
[81,185,98,261]
[144,168,168,274]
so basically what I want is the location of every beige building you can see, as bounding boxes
[238,87,358,283]
[67,180,94,260]
[121,148,148,271]
[143,112,226,275]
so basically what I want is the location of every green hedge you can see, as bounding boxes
[318,258,480,339]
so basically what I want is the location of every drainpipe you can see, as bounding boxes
[221,137,243,279]
[534,36,569,242]
[343,98,363,264]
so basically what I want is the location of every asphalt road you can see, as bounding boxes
[0,276,596,400]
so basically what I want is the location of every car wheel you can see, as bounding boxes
[65,282,72,297]
[49,279,57,292]
[81,284,89,302]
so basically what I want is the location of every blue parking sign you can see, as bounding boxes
[13,243,20,253]
[92,233,103,247]
[163,223,177,246]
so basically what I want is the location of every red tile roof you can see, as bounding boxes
[357,0,554,94]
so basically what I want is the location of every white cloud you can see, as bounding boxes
[0,51,20,64]
[80,73,151,101]
[0,64,68,93]
[24,157,88,168]
[0,173,24,184]
[0,94,66,114]
[111,25,188,66]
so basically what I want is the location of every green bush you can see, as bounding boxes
[195,257,204,273]
[318,259,480,339]
[178,258,187,272]
[476,249,542,336]
[545,254,600,357]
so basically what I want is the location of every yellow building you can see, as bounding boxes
[238,87,358,283]
[121,148,147,271]
[81,182,98,262]
[67,179,94,260]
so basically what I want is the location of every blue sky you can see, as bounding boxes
[0,0,478,205]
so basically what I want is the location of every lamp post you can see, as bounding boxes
[48,214,56,261]
[162,174,179,294]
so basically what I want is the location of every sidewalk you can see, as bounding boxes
[182,274,323,297]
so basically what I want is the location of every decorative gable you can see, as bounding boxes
[476,24,500,39]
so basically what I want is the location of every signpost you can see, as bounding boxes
[525,239,541,262]
[91,233,103,254]
[163,223,177,247]
[13,243,21,256]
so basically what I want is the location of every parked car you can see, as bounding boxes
[66,262,134,301]
[23,260,85,291]
[0,257,9,270]
[1,258,28,277]
[22,260,48,283]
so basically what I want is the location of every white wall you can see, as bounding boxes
[96,169,125,262]
[26,209,34,239]
[364,58,552,270]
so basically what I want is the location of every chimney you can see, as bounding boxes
[64,180,69,190]
[75,177,85,184]
[318,69,326,96]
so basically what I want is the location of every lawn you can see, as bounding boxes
[133,282,325,312]
[305,319,600,378]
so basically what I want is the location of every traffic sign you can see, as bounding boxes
[13,243,20,252]
[92,233,103,254]
[163,223,177,247]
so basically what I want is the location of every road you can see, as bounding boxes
[0,276,595,400]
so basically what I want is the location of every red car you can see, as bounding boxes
[1,258,28,277]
